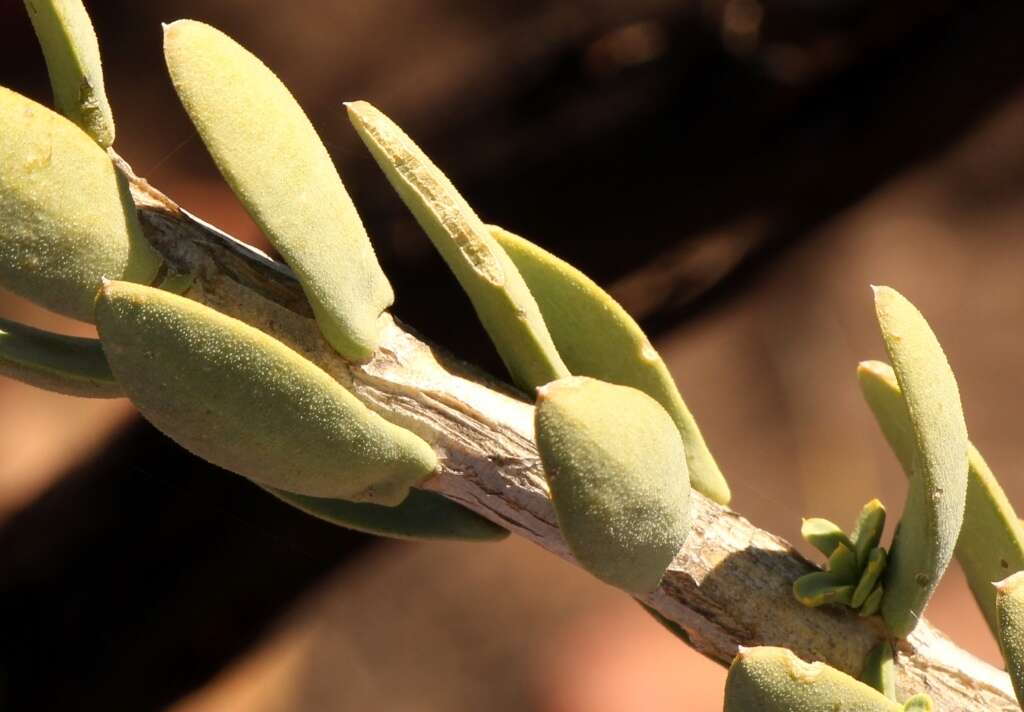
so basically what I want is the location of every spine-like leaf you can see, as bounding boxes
[996,571,1024,706]
[490,225,730,503]
[163,21,394,362]
[346,101,569,391]
[724,646,902,711]
[871,287,968,637]
[858,359,1023,636]
[534,376,690,593]
[23,0,115,146]
[266,487,507,542]
[96,281,437,505]
[0,316,122,398]
[0,87,161,323]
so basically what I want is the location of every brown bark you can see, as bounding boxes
[121,155,1018,711]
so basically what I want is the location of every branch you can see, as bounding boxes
[120,157,1017,711]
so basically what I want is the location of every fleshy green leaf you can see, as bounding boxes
[860,640,896,700]
[871,286,968,637]
[490,225,730,503]
[0,316,121,398]
[724,646,902,711]
[859,359,1022,636]
[996,572,1024,707]
[346,101,569,391]
[850,499,886,569]
[265,487,507,542]
[827,543,861,585]
[0,87,161,323]
[24,0,115,146]
[534,376,690,593]
[96,281,437,504]
[859,585,884,617]
[793,571,854,608]
[163,21,393,362]
[851,548,887,609]
[801,517,853,558]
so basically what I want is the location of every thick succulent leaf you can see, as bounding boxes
[859,359,1022,636]
[859,585,884,617]
[346,101,569,390]
[850,499,886,568]
[0,87,161,322]
[490,225,730,503]
[860,641,896,700]
[871,287,968,637]
[793,571,854,608]
[996,572,1024,706]
[0,316,121,398]
[828,543,861,585]
[724,646,901,711]
[96,281,437,504]
[163,21,393,362]
[24,0,115,146]
[534,376,690,593]
[266,487,507,542]
[802,517,853,558]
[851,548,887,609]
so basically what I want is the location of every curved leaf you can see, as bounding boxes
[24,0,115,146]
[266,487,507,542]
[491,225,730,503]
[858,359,1021,636]
[163,21,393,361]
[0,87,161,322]
[96,281,437,504]
[871,287,968,637]
[347,101,569,390]
[724,646,901,711]
[535,376,690,593]
[0,316,121,398]
[996,571,1024,706]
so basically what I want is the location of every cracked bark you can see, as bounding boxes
[118,155,1018,711]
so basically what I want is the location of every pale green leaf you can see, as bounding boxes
[96,281,437,504]
[163,21,393,361]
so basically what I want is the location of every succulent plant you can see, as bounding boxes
[3,3,1023,709]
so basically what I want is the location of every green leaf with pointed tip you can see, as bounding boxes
[902,694,933,711]
[852,548,887,609]
[860,585,884,617]
[860,641,896,700]
[163,21,393,362]
[828,543,861,585]
[793,571,854,607]
[724,646,902,712]
[24,0,115,146]
[996,571,1024,706]
[534,376,690,594]
[0,87,161,323]
[96,281,437,504]
[265,487,507,542]
[859,359,1022,636]
[346,101,569,390]
[0,316,121,398]
[802,517,853,558]
[870,287,968,637]
[850,499,886,568]
[490,225,730,504]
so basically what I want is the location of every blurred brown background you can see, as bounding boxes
[2,1,1024,710]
